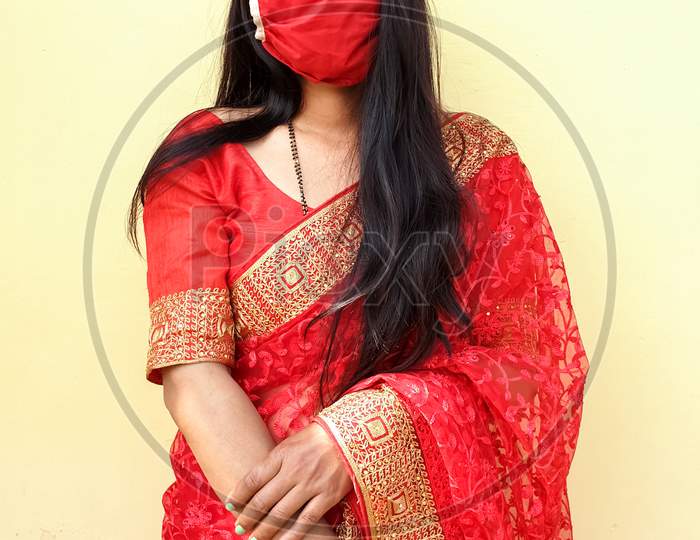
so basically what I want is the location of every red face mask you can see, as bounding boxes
[249,0,381,87]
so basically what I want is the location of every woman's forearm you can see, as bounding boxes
[161,362,338,538]
[162,362,276,495]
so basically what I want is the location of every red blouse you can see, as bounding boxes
[143,109,358,384]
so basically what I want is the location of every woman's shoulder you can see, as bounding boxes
[165,106,264,141]
[443,110,519,157]
[442,110,521,186]
[208,106,264,123]
[164,108,218,141]
[147,108,257,203]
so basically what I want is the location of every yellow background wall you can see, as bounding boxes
[4,1,697,538]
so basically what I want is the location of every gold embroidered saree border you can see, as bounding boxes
[316,385,445,539]
[230,189,362,338]
[230,112,518,339]
[146,287,235,384]
[442,112,518,186]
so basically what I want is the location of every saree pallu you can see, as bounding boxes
[142,109,589,539]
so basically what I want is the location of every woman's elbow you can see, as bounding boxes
[160,362,232,420]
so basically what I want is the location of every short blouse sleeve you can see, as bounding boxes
[142,112,235,384]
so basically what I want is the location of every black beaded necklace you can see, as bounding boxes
[286,119,309,215]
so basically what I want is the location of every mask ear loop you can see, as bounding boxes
[249,0,266,41]
[247,0,264,106]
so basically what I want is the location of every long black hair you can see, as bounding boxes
[128,0,477,405]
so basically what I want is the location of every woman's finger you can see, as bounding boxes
[232,473,295,536]
[225,448,283,514]
[247,486,314,540]
[272,495,332,540]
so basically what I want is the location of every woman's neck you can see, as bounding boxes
[294,78,362,139]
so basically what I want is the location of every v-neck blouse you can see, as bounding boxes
[145,109,327,299]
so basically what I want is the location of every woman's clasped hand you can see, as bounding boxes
[224,421,352,540]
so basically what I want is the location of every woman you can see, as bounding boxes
[129,0,589,538]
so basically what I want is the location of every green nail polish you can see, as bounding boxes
[250,537,257,540]
[224,502,235,512]
[235,524,245,535]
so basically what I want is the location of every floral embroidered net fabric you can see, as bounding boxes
[316,149,589,539]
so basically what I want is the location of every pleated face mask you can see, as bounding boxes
[249,0,381,86]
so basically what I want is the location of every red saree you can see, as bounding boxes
[142,109,589,539]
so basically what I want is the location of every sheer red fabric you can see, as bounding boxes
[314,152,588,539]
[141,109,589,539]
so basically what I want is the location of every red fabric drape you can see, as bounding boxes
[315,153,589,538]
